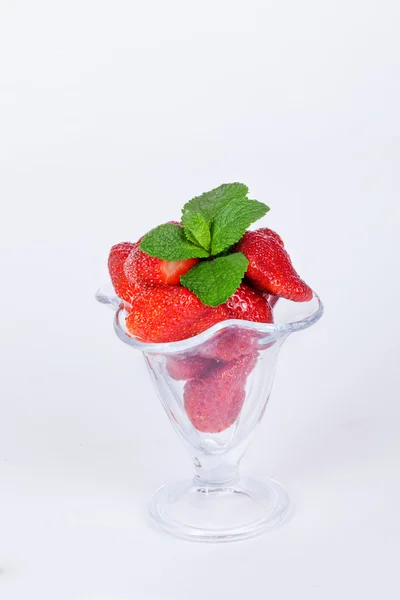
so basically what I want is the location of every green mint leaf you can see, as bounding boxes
[182,183,249,227]
[140,223,210,261]
[181,211,211,251]
[182,227,200,246]
[210,197,269,255]
[180,252,248,307]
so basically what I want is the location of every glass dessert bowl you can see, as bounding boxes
[96,285,323,543]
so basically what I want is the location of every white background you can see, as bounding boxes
[1,1,400,598]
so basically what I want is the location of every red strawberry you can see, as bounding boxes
[184,353,257,433]
[256,227,285,247]
[191,303,232,336]
[158,257,196,285]
[125,285,209,343]
[185,385,245,433]
[166,355,214,380]
[126,247,199,286]
[194,284,273,338]
[156,284,273,345]
[197,284,273,361]
[123,246,141,287]
[199,329,256,361]
[237,231,313,301]
[225,283,273,323]
[124,281,271,345]
[108,241,141,304]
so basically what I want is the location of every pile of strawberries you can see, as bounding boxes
[108,226,312,343]
[108,225,312,433]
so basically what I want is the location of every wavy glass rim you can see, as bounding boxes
[96,287,324,354]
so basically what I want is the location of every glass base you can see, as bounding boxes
[148,476,291,542]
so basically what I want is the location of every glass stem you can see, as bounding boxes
[193,451,242,486]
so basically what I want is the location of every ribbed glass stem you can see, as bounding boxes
[193,453,240,486]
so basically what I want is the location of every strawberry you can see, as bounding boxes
[188,284,273,348]
[126,247,199,286]
[108,241,141,304]
[161,258,199,285]
[184,353,257,433]
[124,283,268,345]
[197,284,273,361]
[125,285,209,343]
[236,230,313,301]
[199,329,257,362]
[191,304,232,336]
[123,246,141,287]
[225,283,273,323]
[166,355,214,380]
[185,385,245,433]
[256,227,284,247]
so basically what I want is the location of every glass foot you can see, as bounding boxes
[148,476,291,542]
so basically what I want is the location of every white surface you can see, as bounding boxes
[1,1,400,598]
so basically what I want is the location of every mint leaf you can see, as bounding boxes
[182,227,200,247]
[180,252,248,307]
[182,183,249,227]
[181,211,211,251]
[210,197,269,255]
[140,223,210,261]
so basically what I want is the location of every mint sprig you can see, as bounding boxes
[180,253,249,307]
[140,223,209,261]
[181,211,211,252]
[210,197,269,255]
[139,183,270,306]
[182,182,249,229]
